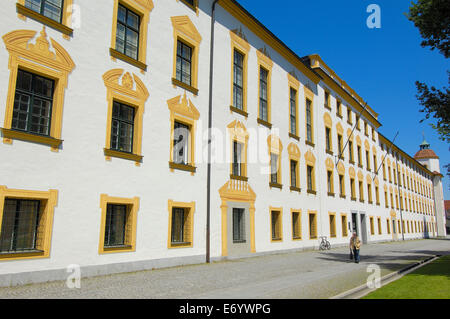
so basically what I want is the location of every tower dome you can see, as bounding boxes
[414,136,439,160]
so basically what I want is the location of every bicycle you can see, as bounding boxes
[319,236,331,250]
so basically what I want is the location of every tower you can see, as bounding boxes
[414,137,447,236]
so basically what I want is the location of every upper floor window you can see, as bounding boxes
[116,4,140,60]
[270,153,279,184]
[233,49,244,110]
[290,88,297,136]
[176,40,192,86]
[25,0,64,22]
[306,98,313,143]
[13,69,54,137]
[324,91,330,109]
[111,101,135,153]
[259,67,269,122]
[232,141,244,177]
[173,121,190,165]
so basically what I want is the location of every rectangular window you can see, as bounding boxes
[368,184,372,203]
[104,204,127,247]
[13,69,54,136]
[233,49,244,110]
[176,40,192,86]
[270,153,278,184]
[173,121,190,165]
[171,207,192,245]
[357,146,362,166]
[111,101,135,153]
[290,88,297,135]
[329,214,336,238]
[337,100,342,116]
[350,178,355,199]
[324,91,330,108]
[347,108,352,124]
[387,219,391,234]
[370,217,374,235]
[309,212,317,239]
[342,215,348,237]
[325,127,331,152]
[307,165,313,191]
[290,160,297,188]
[259,67,268,122]
[339,174,345,196]
[25,0,64,23]
[378,217,382,234]
[338,134,343,157]
[292,211,301,239]
[116,4,140,60]
[359,181,364,201]
[232,208,245,243]
[366,151,370,170]
[327,171,333,194]
[0,199,40,253]
[349,141,354,162]
[271,210,282,241]
[232,141,243,177]
[306,98,312,142]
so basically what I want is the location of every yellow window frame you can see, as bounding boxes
[230,29,250,116]
[167,200,195,248]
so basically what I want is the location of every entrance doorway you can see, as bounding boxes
[360,214,368,244]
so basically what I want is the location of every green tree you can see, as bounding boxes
[406,0,450,181]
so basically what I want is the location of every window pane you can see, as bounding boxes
[127,10,140,30]
[118,5,126,23]
[271,153,278,183]
[25,0,42,13]
[171,208,185,243]
[232,208,245,242]
[43,0,62,22]
[104,204,126,247]
[173,122,190,164]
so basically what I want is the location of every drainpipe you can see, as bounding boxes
[206,0,219,263]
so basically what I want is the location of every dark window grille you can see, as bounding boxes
[259,67,268,121]
[25,0,64,23]
[104,204,127,247]
[270,153,278,184]
[0,199,41,253]
[173,121,190,164]
[232,141,243,176]
[176,40,192,86]
[306,98,312,142]
[290,160,297,187]
[116,4,140,60]
[232,208,245,243]
[233,50,244,110]
[13,69,54,136]
[171,207,186,243]
[290,88,297,135]
[111,101,135,153]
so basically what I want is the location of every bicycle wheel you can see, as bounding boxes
[325,241,331,250]
[319,242,326,250]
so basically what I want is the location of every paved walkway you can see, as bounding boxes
[1,238,449,298]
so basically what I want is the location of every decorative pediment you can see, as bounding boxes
[167,92,200,120]
[337,162,345,175]
[227,120,248,143]
[366,174,372,184]
[287,142,300,160]
[287,71,300,89]
[304,150,316,166]
[364,139,370,150]
[256,46,273,69]
[357,170,364,180]
[323,112,332,127]
[3,27,75,72]
[336,122,343,135]
[171,16,202,44]
[349,166,356,178]
[325,157,334,170]
[347,128,353,139]
[134,0,154,10]
[373,177,379,186]
[230,27,250,52]
[267,134,283,155]
[390,210,396,218]
[103,69,149,103]
[372,146,377,154]
[356,135,362,146]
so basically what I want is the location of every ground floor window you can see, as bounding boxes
[232,208,246,243]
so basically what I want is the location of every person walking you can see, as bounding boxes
[349,232,361,263]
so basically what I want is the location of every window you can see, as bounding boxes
[110,0,153,71]
[0,186,58,260]
[350,178,356,200]
[325,127,332,153]
[103,70,148,164]
[233,49,244,111]
[307,165,314,192]
[270,153,279,184]
[339,174,345,197]
[259,67,269,122]
[1,199,41,253]
[110,101,135,153]
[305,150,316,194]
[347,108,352,124]
[370,217,375,235]
[356,116,360,130]
[17,0,74,38]
[292,211,301,240]
[329,213,336,238]
[337,134,344,159]
[336,100,342,117]
[327,170,334,195]
[341,215,348,237]
[179,0,198,13]
[373,155,377,173]
[2,28,74,150]
[25,0,64,23]
[349,141,354,163]
[104,204,127,247]
[290,87,297,136]
[232,141,244,177]
[271,210,282,241]
[99,195,139,253]
[359,181,364,202]
[387,219,391,234]
[357,145,362,167]
[232,208,246,243]
[168,94,200,172]
[367,184,373,203]
[309,211,317,239]
[306,98,313,143]
[176,40,192,87]
[116,4,140,60]
[366,150,370,170]
[12,70,54,136]
[290,160,298,189]
[364,122,368,136]
[324,91,330,109]
[167,200,194,248]
[375,186,380,204]
[171,16,201,94]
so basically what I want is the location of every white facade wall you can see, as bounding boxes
[0,0,443,285]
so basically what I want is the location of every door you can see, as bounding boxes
[351,213,358,236]
[360,214,368,244]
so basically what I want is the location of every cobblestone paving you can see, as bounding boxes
[0,238,449,299]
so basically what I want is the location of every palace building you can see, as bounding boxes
[0,0,446,286]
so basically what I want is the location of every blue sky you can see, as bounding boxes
[237,0,450,199]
